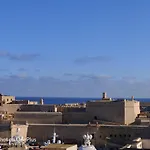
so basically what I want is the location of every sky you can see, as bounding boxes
[0,0,150,97]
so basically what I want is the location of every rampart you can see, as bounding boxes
[125,100,140,125]
[0,123,10,138]
[27,124,150,147]
[11,123,28,140]
[14,112,62,124]
[57,107,86,113]
[19,104,56,112]
[86,100,140,125]
[0,104,57,114]
[86,100,125,124]
[62,112,88,124]
[0,104,22,113]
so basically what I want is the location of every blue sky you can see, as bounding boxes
[0,0,150,97]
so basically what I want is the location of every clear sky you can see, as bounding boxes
[0,0,150,97]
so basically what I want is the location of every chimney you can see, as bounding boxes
[102,92,107,99]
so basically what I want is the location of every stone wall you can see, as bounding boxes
[27,124,150,147]
[57,107,86,113]
[0,123,10,138]
[27,124,89,145]
[14,112,62,124]
[0,104,57,114]
[0,104,22,113]
[11,124,28,140]
[12,100,38,105]
[62,112,88,124]
[125,100,140,125]
[19,104,56,112]
[86,101,125,124]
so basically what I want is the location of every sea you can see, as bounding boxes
[16,97,150,104]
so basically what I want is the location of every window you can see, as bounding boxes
[94,116,97,120]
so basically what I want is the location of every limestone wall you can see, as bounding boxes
[0,104,57,114]
[11,124,28,140]
[19,104,56,112]
[86,101,125,124]
[62,112,88,124]
[14,112,62,124]
[125,100,140,125]
[0,123,10,138]
[27,124,89,145]
[27,124,150,147]
[0,104,22,113]
[57,107,86,113]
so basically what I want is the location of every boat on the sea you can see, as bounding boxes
[79,133,96,150]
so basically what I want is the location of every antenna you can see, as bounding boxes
[52,127,58,144]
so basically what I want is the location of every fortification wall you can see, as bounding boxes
[86,101,125,124]
[62,112,88,124]
[0,104,57,114]
[1,104,22,113]
[11,124,28,140]
[57,107,86,113]
[125,101,140,125]
[27,124,90,145]
[14,112,62,124]
[27,124,150,147]
[19,104,56,112]
[0,123,10,138]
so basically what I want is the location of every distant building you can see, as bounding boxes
[86,92,140,125]
[0,94,15,105]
